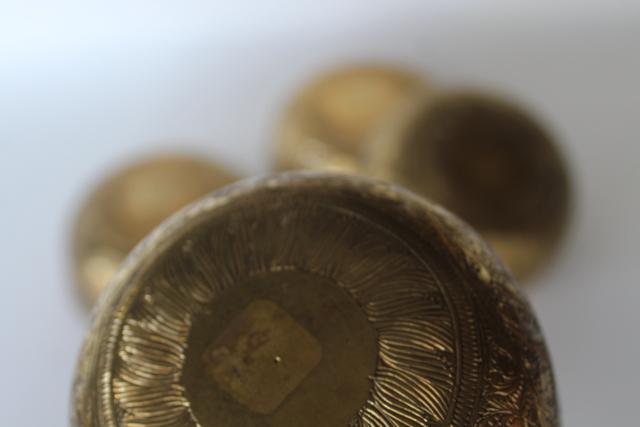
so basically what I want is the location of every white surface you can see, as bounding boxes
[1,2,639,425]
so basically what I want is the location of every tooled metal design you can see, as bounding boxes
[432,205,559,427]
[73,173,558,427]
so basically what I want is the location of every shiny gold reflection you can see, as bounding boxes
[72,154,238,306]
[73,173,559,427]
[275,65,427,174]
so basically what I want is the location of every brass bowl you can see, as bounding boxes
[369,91,572,279]
[73,173,559,427]
[275,66,571,279]
[71,153,238,306]
[275,65,427,174]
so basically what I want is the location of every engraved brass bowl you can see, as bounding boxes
[71,153,238,306]
[73,173,558,426]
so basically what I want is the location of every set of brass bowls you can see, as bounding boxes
[275,66,571,280]
[71,65,570,426]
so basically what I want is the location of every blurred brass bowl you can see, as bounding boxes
[71,153,238,306]
[275,65,427,174]
[275,66,571,279]
[369,92,571,279]
[73,173,559,427]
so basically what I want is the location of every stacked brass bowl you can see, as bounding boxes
[71,65,570,426]
[275,66,571,280]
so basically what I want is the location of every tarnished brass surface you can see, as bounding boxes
[72,154,238,306]
[73,173,559,427]
[275,65,426,173]
[370,92,571,279]
[275,69,570,279]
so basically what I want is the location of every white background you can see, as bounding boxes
[1,2,639,425]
